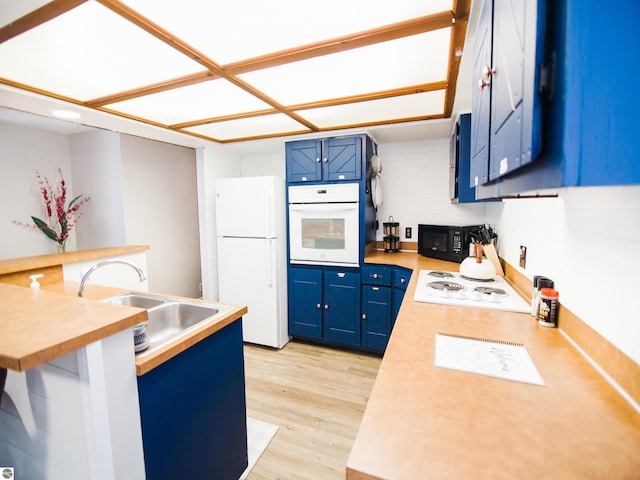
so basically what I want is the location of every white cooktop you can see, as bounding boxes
[413,270,530,313]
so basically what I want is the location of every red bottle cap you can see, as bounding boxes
[540,287,558,297]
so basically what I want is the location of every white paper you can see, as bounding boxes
[434,333,545,386]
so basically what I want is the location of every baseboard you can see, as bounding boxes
[504,261,640,407]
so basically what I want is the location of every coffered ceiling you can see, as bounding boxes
[0,0,471,144]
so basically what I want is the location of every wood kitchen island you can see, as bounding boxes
[348,251,640,479]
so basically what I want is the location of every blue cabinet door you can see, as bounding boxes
[392,267,412,323]
[471,0,546,192]
[137,320,247,480]
[286,140,322,183]
[323,270,360,347]
[325,136,362,182]
[489,0,545,181]
[470,0,493,188]
[286,136,362,183]
[288,267,323,340]
[362,285,391,352]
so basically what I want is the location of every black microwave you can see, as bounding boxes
[417,224,483,263]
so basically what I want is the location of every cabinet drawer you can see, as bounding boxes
[393,268,412,291]
[361,265,391,286]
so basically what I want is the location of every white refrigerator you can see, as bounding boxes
[215,176,289,348]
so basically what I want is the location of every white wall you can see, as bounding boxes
[119,134,201,298]
[375,139,502,241]
[1,122,203,298]
[69,130,126,249]
[0,124,78,258]
[367,138,640,365]
[496,186,640,365]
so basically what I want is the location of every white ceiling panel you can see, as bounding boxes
[239,29,452,106]
[299,91,446,128]
[0,2,203,99]
[183,113,310,141]
[0,1,470,144]
[0,0,50,26]
[106,79,274,126]
[120,0,454,64]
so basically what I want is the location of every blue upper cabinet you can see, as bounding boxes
[471,0,546,191]
[469,0,493,188]
[286,136,362,183]
[285,139,323,183]
[473,0,640,199]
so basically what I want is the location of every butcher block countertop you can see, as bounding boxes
[347,251,640,479]
[0,246,247,375]
[0,282,147,371]
[0,281,247,376]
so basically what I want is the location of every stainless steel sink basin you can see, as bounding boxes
[144,302,224,348]
[102,293,231,354]
[103,292,165,309]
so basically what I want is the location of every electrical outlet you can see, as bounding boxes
[519,245,527,268]
[405,227,412,239]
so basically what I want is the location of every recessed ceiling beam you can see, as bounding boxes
[86,11,454,110]
[95,0,320,132]
[222,11,454,75]
[169,82,449,129]
[444,0,471,117]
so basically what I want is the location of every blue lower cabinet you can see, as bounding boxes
[323,270,360,347]
[137,320,248,480]
[362,285,392,352]
[288,266,360,347]
[288,267,323,340]
[288,264,412,354]
[392,267,412,324]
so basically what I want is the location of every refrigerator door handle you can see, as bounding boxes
[266,239,274,287]
[266,189,273,237]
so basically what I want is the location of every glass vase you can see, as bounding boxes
[56,243,66,253]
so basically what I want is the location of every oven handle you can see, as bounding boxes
[289,205,357,213]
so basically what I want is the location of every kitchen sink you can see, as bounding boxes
[103,292,165,309]
[102,293,231,354]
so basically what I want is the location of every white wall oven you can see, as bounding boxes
[288,183,359,267]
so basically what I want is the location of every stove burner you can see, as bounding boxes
[428,281,464,292]
[460,275,495,283]
[474,286,507,296]
[428,271,455,278]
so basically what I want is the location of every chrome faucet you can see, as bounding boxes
[78,259,147,297]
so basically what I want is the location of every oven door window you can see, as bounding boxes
[301,218,345,249]
[289,202,359,266]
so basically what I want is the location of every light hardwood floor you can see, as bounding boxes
[243,341,382,480]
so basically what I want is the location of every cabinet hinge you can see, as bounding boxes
[538,51,556,99]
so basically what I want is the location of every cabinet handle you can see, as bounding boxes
[322,157,328,163]
[315,157,321,163]
[324,304,329,310]
[373,273,379,279]
[482,64,495,80]
[316,303,322,309]
[362,314,367,320]
[401,278,406,284]
[478,65,495,90]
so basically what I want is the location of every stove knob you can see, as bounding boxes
[456,290,467,300]
[441,288,451,298]
[489,292,501,303]
[471,291,482,301]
